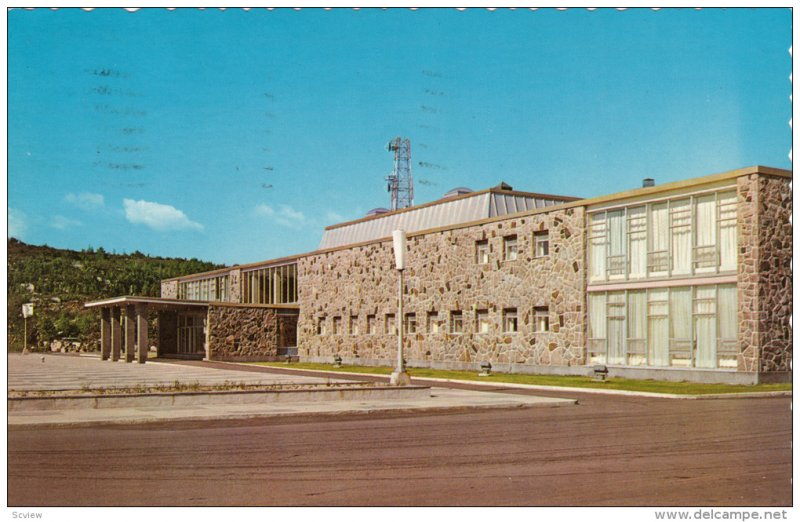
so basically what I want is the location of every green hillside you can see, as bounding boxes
[7,238,224,351]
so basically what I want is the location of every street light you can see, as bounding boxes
[390,229,411,386]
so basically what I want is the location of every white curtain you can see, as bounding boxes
[671,199,692,275]
[718,191,737,272]
[649,203,669,275]
[607,292,625,364]
[694,286,717,368]
[628,206,647,278]
[627,290,647,365]
[607,210,625,279]
[717,284,738,367]
[669,287,692,366]
[588,293,607,363]
[695,195,717,273]
[648,289,669,366]
[589,213,607,281]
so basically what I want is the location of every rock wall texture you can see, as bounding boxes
[737,174,792,374]
[298,207,587,367]
[161,280,178,299]
[207,305,280,361]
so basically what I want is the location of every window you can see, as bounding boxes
[534,307,549,333]
[476,310,490,333]
[384,314,396,335]
[503,308,518,333]
[404,313,417,334]
[427,311,441,333]
[316,317,327,335]
[349,315,359,335]
[534,231,549,258]
[504,235,518,261]
[366,314,376,335]
[450,311,463,334]
[242,263,298,304]
[475,240,489,264]
[332,316,342,335]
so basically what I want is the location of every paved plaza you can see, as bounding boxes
[7,354,576,426]
[8,353,347,391]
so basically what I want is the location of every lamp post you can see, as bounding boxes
[390,230,411,386]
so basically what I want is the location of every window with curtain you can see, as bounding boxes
[669,287,692,366]
[588,293,607,364]
[717,284,738,368]
[628,206,647,278]
[670,199,692,275]
[607,211,626,278]
[693,286,717,368]
[648,202,669,275]
[694,195,717,273]
[588,213,607,282]
[647,289,669,366]
[626,290,647,366]
[606,292,626,364]
[718,192,737,272]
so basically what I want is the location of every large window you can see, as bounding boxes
[587,284,738,369]
[178,275,229,301]
[588,190,737,282]
[242,263,298,304]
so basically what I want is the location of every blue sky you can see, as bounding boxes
[8,8,791,265]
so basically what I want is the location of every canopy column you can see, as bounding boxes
[100,308,111,361]
[136,304,149,364]
[124,305,136,363]
[110,307,122,362]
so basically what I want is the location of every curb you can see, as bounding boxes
[8,397,577,429]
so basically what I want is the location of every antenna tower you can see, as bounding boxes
[385,137,414,210]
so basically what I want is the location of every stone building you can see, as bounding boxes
[86,165,791,384]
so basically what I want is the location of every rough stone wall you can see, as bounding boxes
[157,311,178,356]
[161,280,178,299]
[298,207,586,367]
[737,174,792,373]
[756,176,792,372]
[207,305,279,361]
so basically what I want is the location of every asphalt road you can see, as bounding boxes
[8,391,791,507]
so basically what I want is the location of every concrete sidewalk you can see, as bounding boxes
[7,353,577,427]
[8,386,575,427]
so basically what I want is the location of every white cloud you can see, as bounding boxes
[8,208,27,239]
[65,192,105,211]
[123,199,203,232]
[51,215,82,230]
[254,203,307,229]
[325,211,346,224]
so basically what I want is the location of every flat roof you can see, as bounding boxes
[85,296,299,310]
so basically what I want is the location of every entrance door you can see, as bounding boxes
[177,312,206,355]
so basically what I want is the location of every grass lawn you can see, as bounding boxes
[250,361,792,395]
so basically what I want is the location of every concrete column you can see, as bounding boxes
[124,305,136,363]
[136,304,149,364]
[100,308,111,360]
[110,307,122,362]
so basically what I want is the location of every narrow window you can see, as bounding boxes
[534,231,549,258]
[349,315,359,335]
[366,314,376,335]
[534,307,549,333]
[385,314,396,335]
[405,313,417,334]
[476,309,490,334]
[426,311,440,333]
[316,317,327,336]
[503,308,518,333]
[450,311,464,334]
[504,235,518,261]
[332,316,342,335]
[475,239,489,264]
